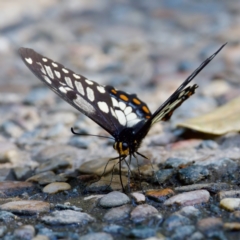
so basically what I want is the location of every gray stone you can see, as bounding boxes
[79,232,113,240]
[104,204,131,222]
[99,191,130,207]
[42,210,95,225]
[13,225,35,240]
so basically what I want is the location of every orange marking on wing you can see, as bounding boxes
[142,105,150,114]
[120,94,129,101]
[111,89,117,94]
[145,115,151,119]
[133,98,141,105]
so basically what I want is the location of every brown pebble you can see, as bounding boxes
[218,190,240,200]
[0,200,50,215]
[42,182,71,194]
[146,188,174,202]
[197,217,223,233]
[224,222,240,231]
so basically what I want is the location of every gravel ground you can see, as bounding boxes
[0,0,240,239]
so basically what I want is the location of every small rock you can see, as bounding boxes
[171,225,195,240]
[220,198,240,211]
[103,224,126,234]
[124,227,156,239]
[175,183,230,193]
[0,181,34,197]
[146,188,174,202]
[79,232,113,240]
[42,210,95,225]
[0,141,16,163]
[32,235,50,240]
[187,231,205,240]
[178,165,209,184]
[13,166,32,180]
[13,225,35,240]
[164,190,210,206]
[104,205,131,222]
[130,192,146,204]
[0,168,11,181]
[99,191,130,208]
[0,226,7,238]
[197,217,223,234]
[154,169,175,183]
[176,206,200,219]
[0,200,50,215]
[224,222,240,231]
[218,190,240,200]
[27,171,67,185]
[130,204,158,223]
[163,214,191,231]
[230,211,240,220]
[0,211,17,222]
[198,140,218,149]
[42,182,71,194]
[2,120,24,138]
[68,137,89,149]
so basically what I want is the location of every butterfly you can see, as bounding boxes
[19,43,226,191]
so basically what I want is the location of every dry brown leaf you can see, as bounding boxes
[177,96,240,135]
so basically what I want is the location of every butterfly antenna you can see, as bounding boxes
[71,128,114,140]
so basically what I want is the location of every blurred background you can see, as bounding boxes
[0,0,239,124]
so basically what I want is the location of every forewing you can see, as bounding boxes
[18,48,124,136]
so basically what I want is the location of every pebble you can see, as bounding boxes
[0,168,11,181]
[175,182,230,193]
[13,166,32,180]
[55,203,82,211]
[153,169,175,183]
[32,235,50,240]
[163,214,191,231]
[0,226,7,238]
[27,171,67,185]
[197,217,223,234]
[79,232,113,240]
[130,192,146,204]
[0,181,34,196]
[218,190,240,200]
[124,227,156,239]
[171,225,195,240]
[42,182,71,194]
[0,211,17,222]
[41,210,95,225]
[198,140,219,150]
[146,188,174,202]
[130,204,158,223]
[0,200,50,215]
[223,222,240,231]
[13,225,35,240]
[178,165,210,184]
[176,206,200,219]
[164,190,210,206]
[220,198,240,211]
[68,136,89,149]
[99,191,130,208]
[0,141,17,163]
[104,204,131,222]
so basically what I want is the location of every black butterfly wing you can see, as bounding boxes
[135,43,226,139]
[19,48,126,136]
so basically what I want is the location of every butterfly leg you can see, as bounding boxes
[133,153,144,192]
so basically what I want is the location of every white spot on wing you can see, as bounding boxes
[55,70,61,78]
[74,94,95,114]
[65,77,73,88]
[85,79,93,85]
[97,101,109,113]
[111,97,119,107]
[126,112,137,121]
[97,86,105,93]
[42,58,48,62]
[124,106,132,115]
[73,74,81,79]
[43,76,52,84]
[62,68,69,73]
[52,62,58,67]
[59,86,67,93]
[45,65,54,79]
[86,87,95,101]
[75,81,84,95]
[119,102,126,110]
[110,107,117,118]
[127,118,141,127]
[25,57,32,64]
[115,110,126,126]
[36,62,46,74]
